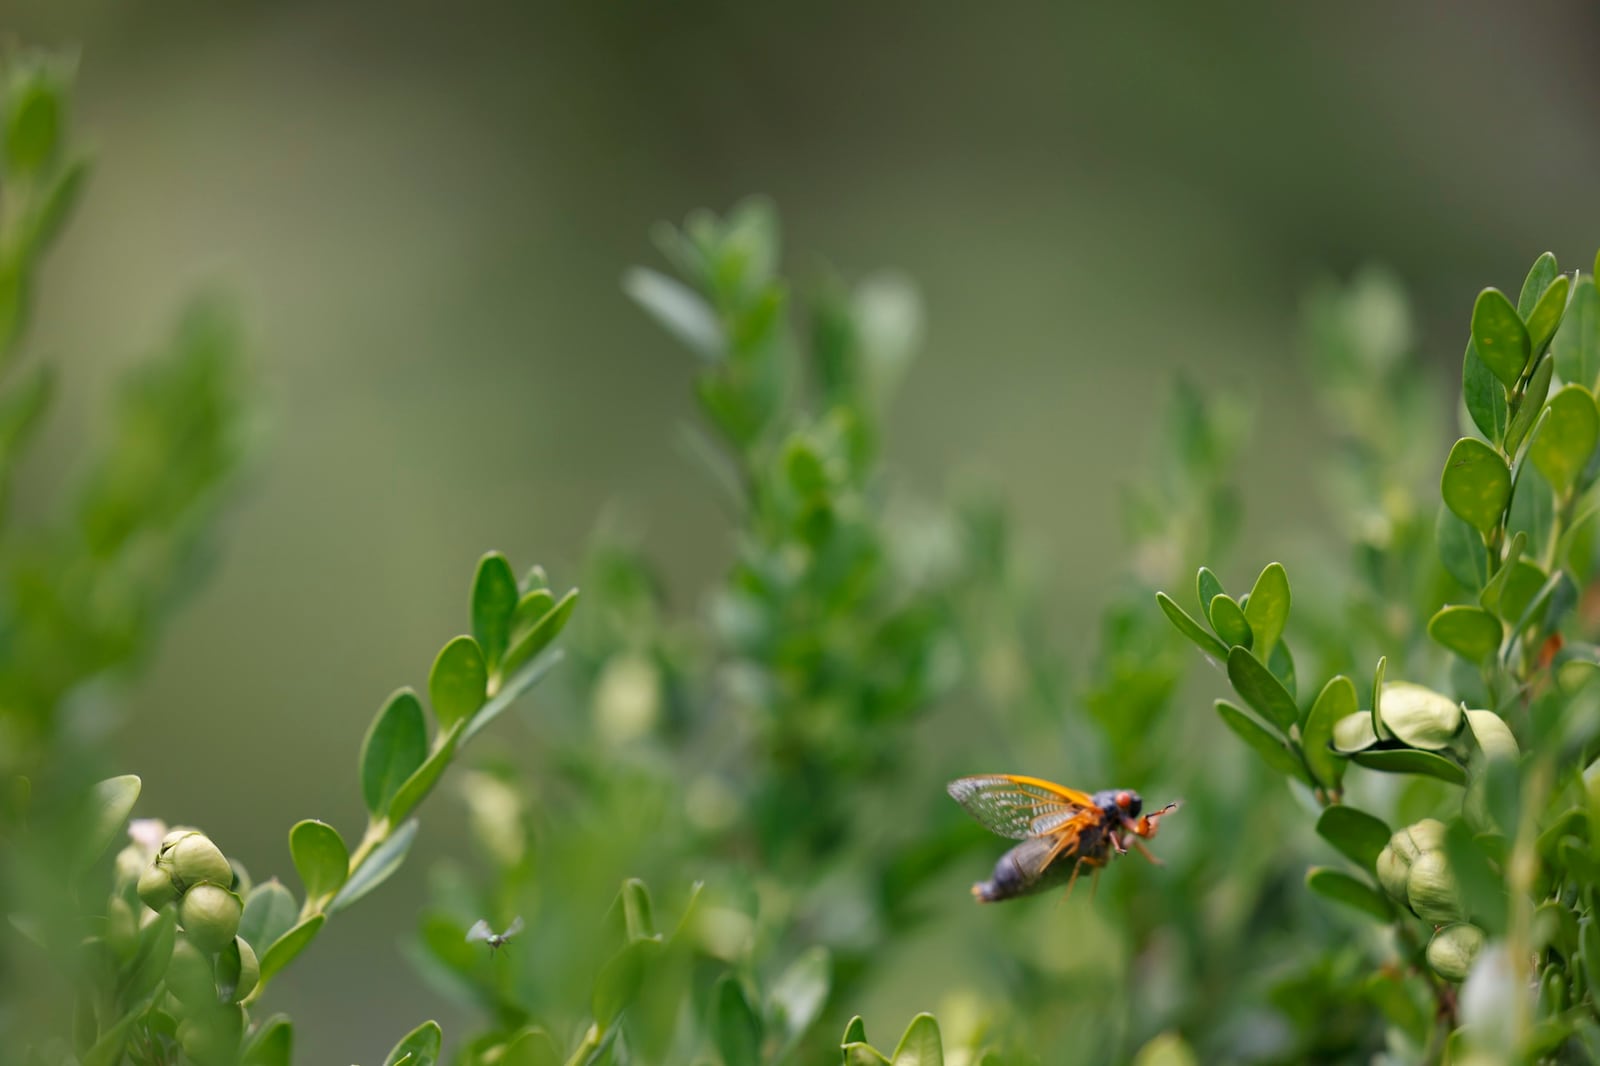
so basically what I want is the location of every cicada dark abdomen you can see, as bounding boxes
[971,830,1109,903]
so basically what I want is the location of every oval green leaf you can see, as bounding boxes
[1216,700,1311,785]
[1504,354,1553,457]
[74,774,141,874]
[891,1013,944,1066]
[1517,252,1559,317]
[1531,384,1600,495]
[1316,806,1392,870]
[594,937,662,1025]
[1349,748,1468,785]
[257,914,325,986]
[1442,438,1511,536]
[328,818,419,914]
[1437,505,1489,591]
[500,588,580,678]
[471,551,519,670]
[1465,709,1519,762]
[510,588,555,642]
[1553,279,1600,393]
[1197,567,1225,625]
[428,636,488,730]
[239,880,298,954]
[289,820,349,909]
[359,689,427,818]
[1331,712,1379,753]
[1463,340,1509,446]
[1244,561,1291,658]
[1156,592,1229,662]
[387,720,465,824]
[1428,605,1502,664]
[712,975,763,1066]
[1303,675,1357,788]
[1226,646,1298,732]
[1526,272,1571,355]
[1208,594,1252,649]
[1472,288,1531,387]
[1306,866,1394,921]
[384,1020,442,1066]
[242,1014,293,1066]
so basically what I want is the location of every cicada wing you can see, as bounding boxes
[465,919,494,943]
[946,774,1099,840]
[501,915,525,940]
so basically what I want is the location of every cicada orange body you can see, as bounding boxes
[947,774,1178,903]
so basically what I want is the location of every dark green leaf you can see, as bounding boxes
[891,1014,943,1066]
[74,774,140,874]
[1427,605,1502,663]
[1156,592,1228,662]
[843,1017,868,1046]
[1208,594,1251,649]
[1518,252,1559,317]
[258,915,324,986]
[1490,558,1546,626]
[1303,676,1356,788]
[289,820,348,909]
[1553,279,1600,393]
[622,878,657,942]
[1315,806,1391,870]
[239,881,298,954]
[1244,561,1290,658]
[428,636,488,730]
[712,975,763,1066]
[1306,867,1393,921]
[1526,273,1571,355]
[328,819,419,914]
[1196,568,1225,625]
[360,689,427,818]
[1479,530,1526,617]
[471,552,519,670]
[500,588,580,678]
[1504,354,1553,456]
[510,588,555,640]
[1444,820,1507,935]
[1349,749,1468,785]
[384,1020,442,1066]
[387,720,465,823]
[242,1014,293,1066]
[1472,288,1530,387]
[1441,438,1511,535]
[593,937,662,1025]
[1530,384,1599,494]
[1437,506,1489,591]
[1463,340,1509,446]
[1226,646,1299,732]
[1216,700,1311,785]
[123,908,176,1001]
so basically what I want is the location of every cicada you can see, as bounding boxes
[947,774,1178,902]
[466,915,524,955]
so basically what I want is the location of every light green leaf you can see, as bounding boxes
[1428,605,1502,664]
[1306,867,1394,921]
[1197,568,1225,626]
[360,689,427,818]
[289,820,349,909]
[428,636,488,729]
[1226,646,1299,732]
[771,946,831,1043]
[594,937,662,1025]
[845,1046,893,1066]
[1303,676,1356,789]
[500,1028,561,1066]
[328,819,419,914]
[1441,438,1511,535]
[1316,806,1391,870]
[1472,288,1530,386]
[1349,749,1468,785]
[1216,701,1311,785]
[891,1013,943,1066]
[384,1020,442,1066]
[74,774,140,874]
[1517,252,1559,317]
[1156,592,1228,662]
[1463,340,1508,446]
[712,975,763,1066]
[1244,561,1291,658]
[622,878,657,942]
[387,720,465,824]
[239,881,298,955]
[1530,385,1599,494]
[1526,273,1571,355]
[1504,355,1553,456]
[242,1014,293,1066]
[1331,712,1379,753]
[258,914,325,985]
[623,266,724,361]
[500,588,579,678]
[471,552,519,670]
[1465,709,1519,761]
[1208,594,1251,649]
[1371,656,1389,740]
[1553,279,1600,393]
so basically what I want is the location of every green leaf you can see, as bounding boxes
[1480,530,1527,616]
[1349,749,1468,785]
[1316,806,1391,870]
[1437,506,1489,591]
[1196,568,1225,625]
[384,1020,442,1066]
[1518,252,1559,317]
[1216,701,1311,785]
[712,975,763,1066]
[428,636,488,729]
[500,1028,561,1066]
[258,914,325,985]
[1207,594,1251,649]
[771,946,831,1044]
[1371,656,1389,740]
[239,881,298,954]
[593,937,662,1025]
[845,1046,892,1066]
[1472,288,1531,387]
[1504,354,1554,456]
[328,818,419,914]
[1441,438,1511,535]
[1306,867,1393,921]
[1463,340,1509,446]
[1155,592,1228,662]
[471,552,519,670]
[123,908,176,1001]
[891,1013,943,1066]
[1530,384,1599,494]
[843,1017,868,1046]
[622,878,657,942]
[510,588,556,639]
[1489,558,1547,625]
[1267,639,1297,701]
[1226,646,1299,732]
[1428,605,1502,663]
[80,1007,144,1066]
[360,689,427,818]
[1303,676,1356,789]
[387,720,465,824]
[623,266,724,361]
[242,1014,293,1066]
[1331,712,1379,753]
[289,820,349,909]
[461,647,565,745]
[500,588,580,678]
[1553,279,1600,393]
[74,774,140,874]
[1526,273,1571,356]
[1244,561,1290,658]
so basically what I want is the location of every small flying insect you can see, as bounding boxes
[947,774,1179,903]
[465,915,524,956]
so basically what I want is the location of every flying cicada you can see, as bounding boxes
[947,774,1179,902]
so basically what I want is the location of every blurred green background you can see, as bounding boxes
[9,2,1600,1060]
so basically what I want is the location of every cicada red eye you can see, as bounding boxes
[1115,790,1133,810]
